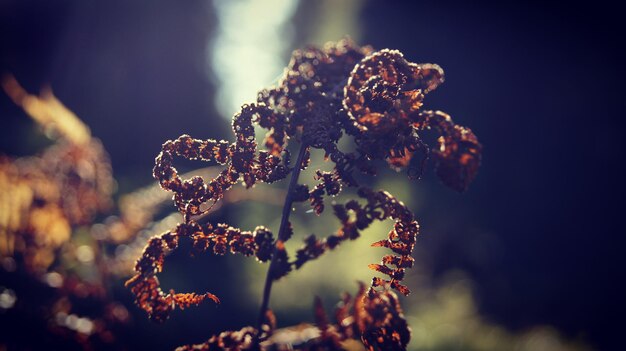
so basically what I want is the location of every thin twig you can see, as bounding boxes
[256,142,308,339]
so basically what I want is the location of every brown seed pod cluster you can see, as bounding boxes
[417,110,483,192]
[315,283,411,351]
[342,49,481,191]
[127,38,481,350]
[359,287,411,350]
[257,39,373,153]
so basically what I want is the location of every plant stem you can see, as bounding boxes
[256,142,308,335]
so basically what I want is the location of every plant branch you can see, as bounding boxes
[256,141,308,336]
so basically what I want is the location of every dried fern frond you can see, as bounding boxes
[126,38,482,351]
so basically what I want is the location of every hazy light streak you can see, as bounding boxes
[210,0,299,119]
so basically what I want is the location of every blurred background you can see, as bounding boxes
[1,0,624,350]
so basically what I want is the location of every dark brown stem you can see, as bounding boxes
[256,142,308,338]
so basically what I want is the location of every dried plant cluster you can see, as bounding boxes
[0,74,287,349]
[0,78,113,270]
[0,76,130,349]
[126,39,482,350]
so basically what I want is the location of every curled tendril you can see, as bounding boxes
[125,220,275,322]
[418,110,482,192]
[342,48,481,190]
[294,187,417,296]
